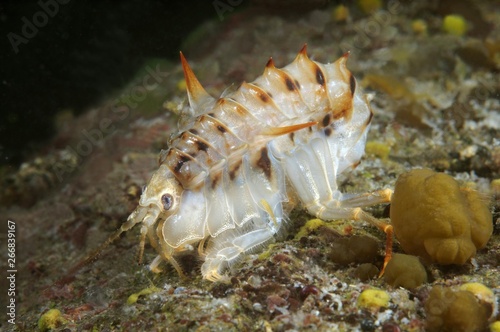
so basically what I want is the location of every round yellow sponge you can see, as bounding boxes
[357,288,390,309]
[384,253,427,289]
[390,169,492,264]
[425,286,489,331]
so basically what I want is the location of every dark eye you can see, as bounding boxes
[161,194,173,210]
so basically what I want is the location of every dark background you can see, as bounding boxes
[0,0,243,168]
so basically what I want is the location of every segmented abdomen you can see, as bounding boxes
[158,45,371,252]
[165,46,358,186]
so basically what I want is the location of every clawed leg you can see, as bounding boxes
[151,237,197,278]
[148,252,186,278]
[198,237,208,257]
[356,209,393,276]
[306,189,393,276]
[340,188,393,275]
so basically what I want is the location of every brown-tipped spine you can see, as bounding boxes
[180,51,212,109]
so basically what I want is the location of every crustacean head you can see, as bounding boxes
[133,165,182,223]
[124,164,183,262]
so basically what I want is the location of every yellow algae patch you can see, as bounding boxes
[362,74,414,100]
[332,4,349,22]
[412,19,428,35]
[38,309,66,332]
[365,141,390,160]
[127,286,162,305]
[294,219,327,240]
[460,282,494,303]
[443,14,467,36]
[258,243,277,261]
[357,289,390,309]
[491,178,500,195]
[490,321,500,332]
[176,78,187,92]
[357,0,382,14]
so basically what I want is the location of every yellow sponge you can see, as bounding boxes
[425,286,489,331]
[357,289,390,309]
[442,14,467,36]
[38,309,66,332]
[384,253,427,289]
[390,169,492,264]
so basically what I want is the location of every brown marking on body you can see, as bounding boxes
[299,44,308,56]
[186,128,210,153]
[240,83,276,110]
[233,101,250,116]
[259,92,269,103]
[315,67,325,86]
[256,147,272,179]
[366,110,374,125]
[289,132,294,142]
[358,111,374,132]
[333,108,348,120]
[267,92,273,98]
[322,113,331,127]
[204,110,231,135]
[216,125,226,133]
[333,96,354,120]
[349,74,356,95]
[324,127,332,137]
[196,140,209,152]
[190,181,205,192]
[229,160,242,181]
[174,154,191,174]
[230,99,254,119]
[211,172,221,189]
[266,58,275,68]
[285,77,296,91]
[294,79,301,90]
[351,161,361,169]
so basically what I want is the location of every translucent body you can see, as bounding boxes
[122,46,392,281]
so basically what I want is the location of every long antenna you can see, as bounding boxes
[53,227,127,286]
[54,209,145,286]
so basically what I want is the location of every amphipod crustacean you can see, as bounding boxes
[80,45,393,282]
